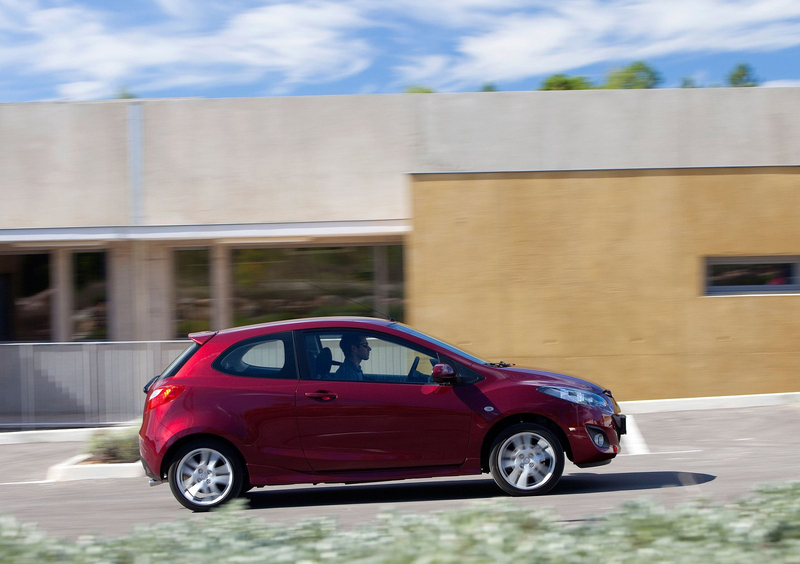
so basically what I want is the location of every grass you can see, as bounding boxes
[83,426,140,464]
[2,482,800,563]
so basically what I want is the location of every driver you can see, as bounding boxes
[335,334,370,381]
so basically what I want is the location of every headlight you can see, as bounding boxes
[538,386,612,412]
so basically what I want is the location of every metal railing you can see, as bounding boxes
[0,341,190,429]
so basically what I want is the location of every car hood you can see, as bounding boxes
[497,367,608,395]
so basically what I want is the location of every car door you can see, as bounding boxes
[207,331,309,473]
[295,328,473,472]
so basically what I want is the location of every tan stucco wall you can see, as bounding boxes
[408,168,800,400]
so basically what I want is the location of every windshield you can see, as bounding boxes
[391,324,487,365]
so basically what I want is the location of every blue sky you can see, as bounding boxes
[1,0,799,102]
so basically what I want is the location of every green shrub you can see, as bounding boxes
[2,483,800,563]
[84,426,140,463]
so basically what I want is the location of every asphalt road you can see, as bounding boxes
[2,404,799,539]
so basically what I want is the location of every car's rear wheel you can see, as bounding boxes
[168,440,243,511]
[489,423,564,496]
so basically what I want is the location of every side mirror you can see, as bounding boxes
[432,363,457,385]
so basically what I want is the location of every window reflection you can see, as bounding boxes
[709,264,793,287]
[706,259,798,295]
[232,246,404,326]
[174,249,211,337]
[73,252,107,340]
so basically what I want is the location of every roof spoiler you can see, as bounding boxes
[188,331,217,345]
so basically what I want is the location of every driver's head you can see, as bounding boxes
[339,333,370,362]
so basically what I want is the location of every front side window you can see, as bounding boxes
[213,332,296,379]
[302,330,438,384]
[706,258,800,295]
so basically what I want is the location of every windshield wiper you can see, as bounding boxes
[486,361,515,368]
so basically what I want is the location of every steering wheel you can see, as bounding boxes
[407,356,420,380]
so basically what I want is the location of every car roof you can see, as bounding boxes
[212,316,397,338]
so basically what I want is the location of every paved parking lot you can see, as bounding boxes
[1,404,799,539]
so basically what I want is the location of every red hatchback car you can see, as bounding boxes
[140,317,626,511]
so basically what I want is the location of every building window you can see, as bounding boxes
[73,252,107,340]
[232,245,404,326]
[174,249,212,337]
[705,257,800,295]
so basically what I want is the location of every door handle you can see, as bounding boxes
[305,391,338,402]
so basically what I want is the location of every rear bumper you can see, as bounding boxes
[139,434,161,481]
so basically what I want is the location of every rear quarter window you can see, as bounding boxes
[212,332,297,379]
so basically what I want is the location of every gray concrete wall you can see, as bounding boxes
[142,96,416,225]
[2,88,799,236]
[0,102,129,229]
[414,88,800,172]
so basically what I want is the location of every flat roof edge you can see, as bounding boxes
[0,219,411,245]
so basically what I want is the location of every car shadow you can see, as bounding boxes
[554,471,716,495]
[244,471,715,510]
[245,478,503,509]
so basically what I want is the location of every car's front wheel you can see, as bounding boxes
[489,423,564,496]
[167,440,243,511]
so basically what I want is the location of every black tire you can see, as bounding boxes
[489,423,564,496]
[167,439,243,511]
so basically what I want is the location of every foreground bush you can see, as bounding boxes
[83,426,140,463]
[2,483,800,563]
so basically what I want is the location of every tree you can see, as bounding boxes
[116,86,138,99]
[727,64,758,87]
[405,86,435,93]
[480,82,498,92]
[539,74,593,90]
[680,77,699,88]
[604,61,661,89]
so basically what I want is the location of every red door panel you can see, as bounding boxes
[296,380,472,471]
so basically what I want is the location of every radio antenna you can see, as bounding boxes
[303,281,396,322]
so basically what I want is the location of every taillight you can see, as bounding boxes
[145,385,185,413]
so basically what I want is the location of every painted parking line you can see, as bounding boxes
[620,415,650,455]
[619,450,702,457]
[0,480,54,486]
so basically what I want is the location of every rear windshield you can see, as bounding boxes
[160,342,201,380]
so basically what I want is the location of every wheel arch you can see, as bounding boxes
[480,414,573,472]
[160,433,250,487]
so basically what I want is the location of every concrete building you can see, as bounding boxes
[1,88,799,400]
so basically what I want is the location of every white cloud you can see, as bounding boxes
[58,80,110,100]
[214,2,372,84]
[392,0,800,89]
[763,79,800,87]
[1,0,800,100]
[394,55,450,87]
[151,0,195,19]
[0,0,374,99]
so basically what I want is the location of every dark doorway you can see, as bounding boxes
[0,273,12,341]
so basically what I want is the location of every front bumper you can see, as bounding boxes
[613,414,627,436]
[566,404,627,467]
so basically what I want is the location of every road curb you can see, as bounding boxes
[0,423,138,445]
[619,391,800,414]
[45,454,145,481]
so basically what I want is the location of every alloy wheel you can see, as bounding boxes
[175,447,234,506]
